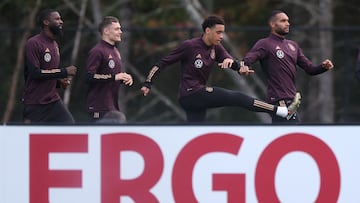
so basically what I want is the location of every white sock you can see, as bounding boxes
[276,106,288,118]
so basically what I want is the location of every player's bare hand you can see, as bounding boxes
[123,73,133,86]
[239,61,254,75]
[65,65,77,76]
[59,78,71,89]
[218,58,234,69]
[141,86,150,96]
[115,72,133,86]
[322,59,334,70]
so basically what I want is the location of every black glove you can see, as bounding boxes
[143,81,152,89]
[230,60,240,71]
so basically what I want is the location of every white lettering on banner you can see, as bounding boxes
[1,126,359,203]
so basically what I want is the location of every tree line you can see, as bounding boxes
[1,0,360,123]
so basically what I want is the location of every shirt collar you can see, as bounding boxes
[40,31,55,43]
[199,36,214,48]
[101,40,116,48]
[269,33,286,41]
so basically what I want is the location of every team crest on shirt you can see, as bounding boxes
[210,48,215,59]
[194,58,203,68]
[276,50,284,59]
[288,43,296,51]
[44,52,51,62]
[108,59,115,69]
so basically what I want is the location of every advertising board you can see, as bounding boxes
[0,125,358,203]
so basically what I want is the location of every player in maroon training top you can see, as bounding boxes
[22,9,77,123]
[240,10,334,123]
[141,15,296,123]
[86,16,133,122]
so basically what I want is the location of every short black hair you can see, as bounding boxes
[201,15,225,32]
[98,16,119,34]
[37,9,57,28]
[268,10,286,23]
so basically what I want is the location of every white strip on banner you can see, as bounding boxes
[0,125,359,203]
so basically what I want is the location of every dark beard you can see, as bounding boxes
[49,24,63,37]
[275,29,289,36]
